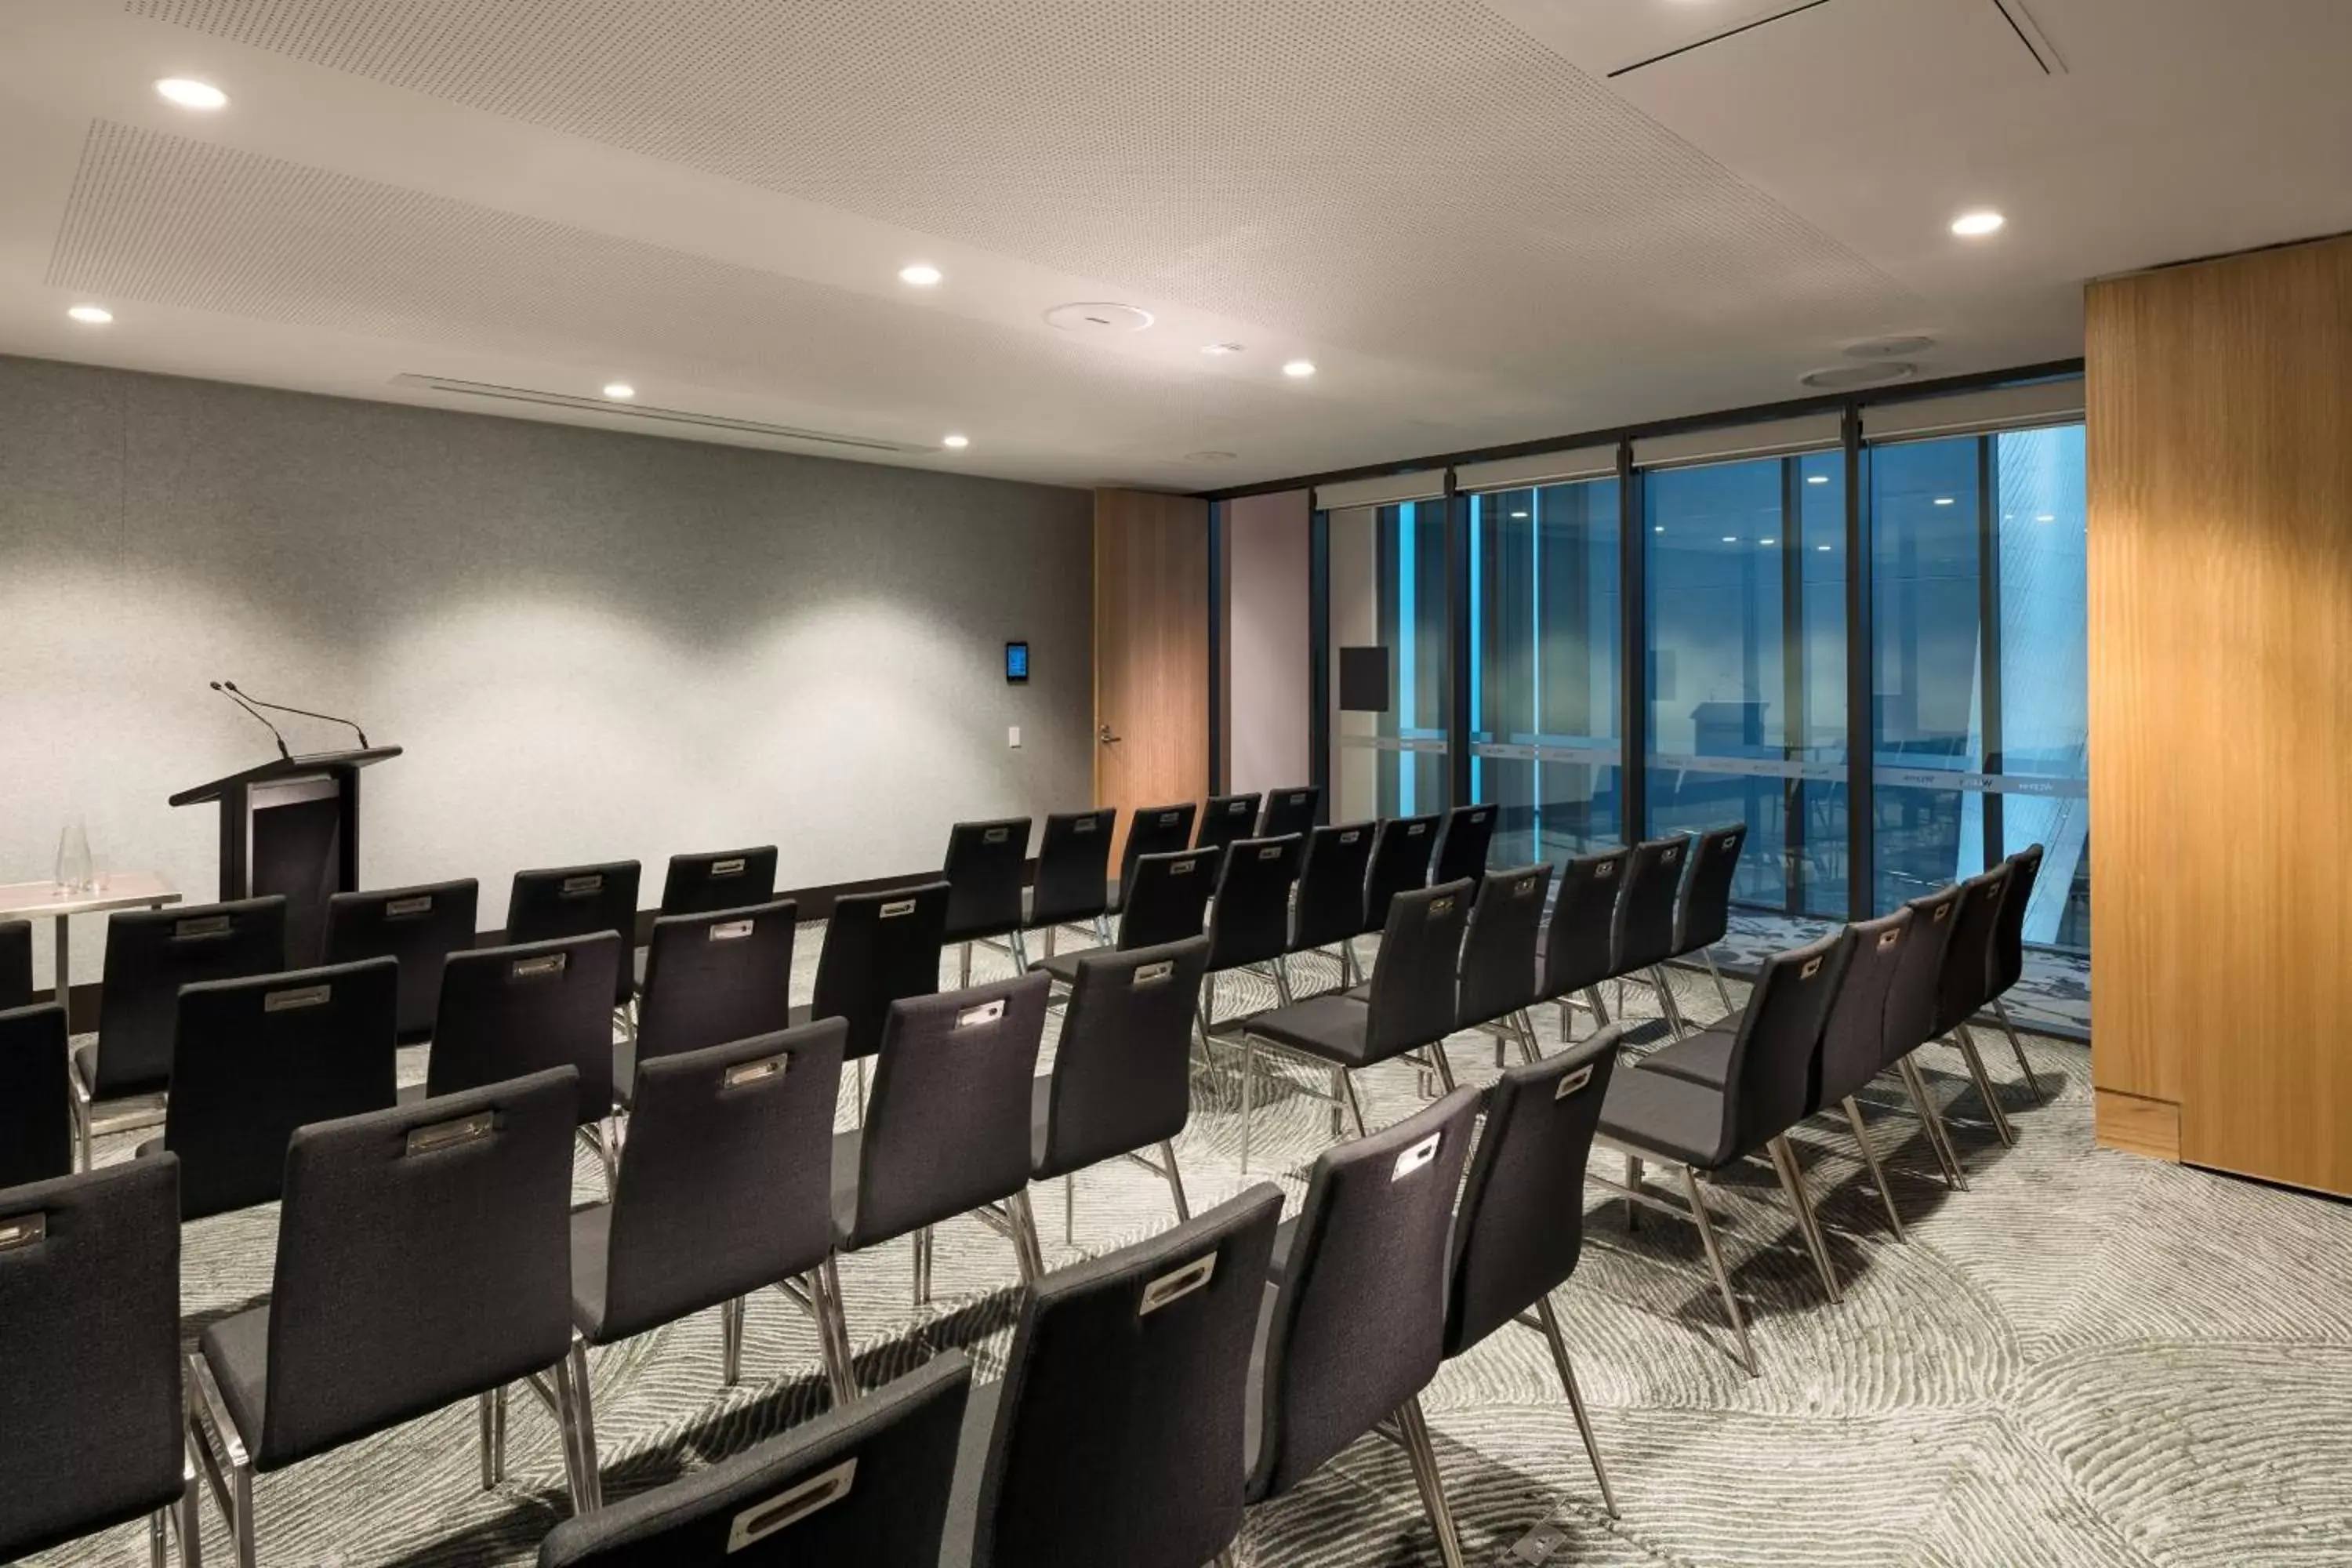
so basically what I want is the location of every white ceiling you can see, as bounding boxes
[2,0,2347,491]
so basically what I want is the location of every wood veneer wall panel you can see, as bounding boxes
[1094,490,1210,865]
[2086,234,2352,1197]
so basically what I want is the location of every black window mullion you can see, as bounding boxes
[1618,441,1646,846]
[1780,457,1807,916]
[1844,409,1876,920]
[1308,506,1330,821]
[1977,436,2005,869]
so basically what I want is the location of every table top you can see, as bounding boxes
[0,873,183,920]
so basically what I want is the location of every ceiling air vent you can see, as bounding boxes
[1799,361,1916,390]
[389,375,925,453]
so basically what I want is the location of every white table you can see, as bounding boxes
[0,873,183,1012]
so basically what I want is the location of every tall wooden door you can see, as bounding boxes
[1094,490,1210,865]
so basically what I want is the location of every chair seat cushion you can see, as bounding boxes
[1245,993,1375,1065]
[1639,1026,1738,1091]
[71,1041,169,1100]
[1595,1064,1730,1169]
[570,1203,613,1341]
[198,1306,273,1462]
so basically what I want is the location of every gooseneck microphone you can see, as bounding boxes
[223,682,370,749]
[212,681,292,761]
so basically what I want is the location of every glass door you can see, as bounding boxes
[1327,499,1449,823]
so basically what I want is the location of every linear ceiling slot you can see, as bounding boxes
[387,375,922,452]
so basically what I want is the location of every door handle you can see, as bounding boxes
[1098,725,1122,744]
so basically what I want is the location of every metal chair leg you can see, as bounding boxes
[1842,1096,1907,1240]
[1649,967,1690,1039]
[1767,1136,1841,1303]
[811,1261,860,1406]
[912,1225,934,1305]
[554,1338,603,1513]
[1681,1165,1756,1377]
[720,1296,746,1385]
[1624,1153,1643,1232]
[1394,1395,1468,1568]
[1426,1042,1459,1094]
[1951,1025,2016,1145]
[1064,1172,1076,1246]
[1159,1139,1191,1221]
[1340,1069,1370,1139]
[1240,1036,1255,1173]
[1534,1294,1618,1518]
[1329,1065,1346,1138]
[150,1507,167,1568]
[477,1387,509,1488]
[1007,1189,1046,1284]
[1586,985,1610,1029]
[176,1460,203,1568]
[1896,1054,1969,1190]
[1700,946,1734,1011]
[1991,998,2044,1098]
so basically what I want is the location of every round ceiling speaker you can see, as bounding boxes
[1044,302,1156,333]
[1800,361,1918,390]
[1843,335,1936,359]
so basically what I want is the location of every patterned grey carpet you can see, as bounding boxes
[33,931,2350,1567]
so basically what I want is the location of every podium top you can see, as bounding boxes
[169,746,404,808]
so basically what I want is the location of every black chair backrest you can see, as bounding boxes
[1116,804,1199,910]
[164,959,401,1221]
[1457,862,1552,1029]
[1541,847,1631,998]
[1258,786,1319,841]
[808,883,950,1061]
[969,1185,1283,1568]
[0,1004,71,1192]
[1885,884,1965,1065]
[1671,823,1748,956]
[1115,850,1217,950]
[1443,1033,1619,1357]
[506,861,641,1007]
[1432,804,1497,890]
[1361,814,1439,935]
[0,1158,183,1563]
[1933,865,2013,1037]
[260,1067,577,1470]
[324,878,479,1042]
[1029,809,1115,927]
[659,846,780,917]
[1194,793,1263,858]
[1363,880,1474,1064]
[535,1354,972,1568]
[1721,929,1850,1161]
[1610,836,1689,973]
[844,973,1051,1250]
[1992,843,2045,994]
[1205,834,1304,973]
[1248,1087,1479,1503]
[1290,821,1374,954]
[0,919,30,1011]
[942,818,1033,944]
[1813,909,1914,1113]
[1035,938,1211,1181]
[636,898,797,1065]
[594,1023,847,1345]
[428,933,619,1125]
[92,896,288,1098]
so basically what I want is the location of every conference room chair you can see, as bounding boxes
[1544,846,1632,1044]
[565,1024,855,1508]
[152,958,400,1221]
[658,845,780,916]
[1801,908,1916,1240]
[507,860,643,1011]
[0,1002,72,1191]
[0,1157,191,1567]
[72,895,288,1171]
[1454,862,1554,1068]
[1441,1036,1622,1520]
[324,877,479,1042]
[1258,784,1319,841]
[1235,880,1472,1171]
[1194,792,1262,862]
[1664,823,1748,1016]
[1112,801,1197,912]
[1018,807,1114,964]
[0,917,30,1011]
[944,1185,1283,1568]
[427,931,623,1186]
[1430,802,1497,893]
[1287,819,1376,990]
[940,817,1033,982]
[1606,835,1695,1042]
[1924,864,2024,1146]
[535,1353,973,1568]
[829,975,1051,1345]
[1246,1088,1481,1568]
[1030,938,1211,1242]
[789,884,949,1125]
[1882,884,1973,1190]
[1031,848,1216,993]
[626,898,797,1102]
[1198,832,1305,1036]
[1980,842,2049,1096]
[1358,812,1439,975]
[1590,929,1847,1374]
[187,1069,593,1563]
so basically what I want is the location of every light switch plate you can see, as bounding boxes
[1007,725,1022,748]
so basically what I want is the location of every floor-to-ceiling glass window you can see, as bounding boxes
[1327,497,1449,823]
[1642,447,1847,915]
[1468,477,1621,870]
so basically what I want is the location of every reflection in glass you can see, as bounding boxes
[1328,500,1449,824]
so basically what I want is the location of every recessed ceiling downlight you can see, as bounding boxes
[1282,359,1316,379]
[1951,210,2005,238]
[1799,361,1915,390]
[898,263,942,286]
[942,434,971,449]
[67,304,114,324]
[1201,342,1244,356]
[601,383,635,400]
[1044,302,1154,334]
[155,78,228,110]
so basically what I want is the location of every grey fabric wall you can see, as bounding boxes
[0,354,1094,984]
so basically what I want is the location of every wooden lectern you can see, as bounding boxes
[169,747,401,964]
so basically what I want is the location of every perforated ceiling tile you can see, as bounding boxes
[125,0,1921,366]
